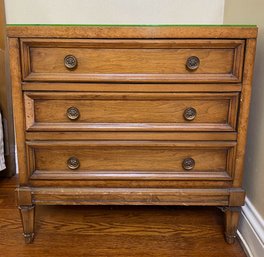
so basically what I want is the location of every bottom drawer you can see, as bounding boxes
[27,141,236,181]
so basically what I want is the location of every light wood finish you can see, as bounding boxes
[233,39,257,187]
[224,207,241,244]
[18,205,35,243]
[0,177,247,257]
[28,180,233,189]
[17,184,245,207]
[6,25,257,39]
[20,38,244,83]
[8,38,27,184]
[26,141,236,182]
[26,131,238,141]
[0,0,16,177]
[7,26,257,244]
[22,82,243,92]
[24,92,239,132]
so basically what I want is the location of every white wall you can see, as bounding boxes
[4,0,224,24]
[224,0,264,219]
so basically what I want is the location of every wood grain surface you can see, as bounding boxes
[0,177,247,257]
[24,92,238,132]
[26,141,236,183]
[6,25,257,39]
[20,38,244,83]
[22,82,243,92]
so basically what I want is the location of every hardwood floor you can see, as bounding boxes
[0,176,246,257]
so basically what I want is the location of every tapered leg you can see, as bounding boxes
[19,205,35,243]
[224,207,241,244]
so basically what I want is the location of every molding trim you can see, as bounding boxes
[237,197,264,257]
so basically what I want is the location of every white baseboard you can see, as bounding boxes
[237,197,264,257]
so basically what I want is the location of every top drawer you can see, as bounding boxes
[20,39,245,83]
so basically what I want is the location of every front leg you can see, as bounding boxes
[224,207,241,244]
[19,205,35,243]
[17,187,36,243]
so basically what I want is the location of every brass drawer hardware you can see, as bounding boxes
[66,106,80,120]
[182,158,195,170]
[183,107,197,121]
[186,56,200,71]
[64,55,78,70]
[67,157,80,170]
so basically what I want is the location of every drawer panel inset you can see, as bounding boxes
[27,141,236,181]
[21,39,244,83]
[24,92,239,132]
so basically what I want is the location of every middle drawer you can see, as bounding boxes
[24,92,239,132]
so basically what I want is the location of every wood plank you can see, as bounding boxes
[8,38,27,183]
[26,140,237,147]
[6,25,257,39]
[22,82,242,92]
[28,179,232,189]
[25,131,238,141]
[0,175,17,188]
[233,39,257,187]
[0,188,16,208]
[16,187,243,206]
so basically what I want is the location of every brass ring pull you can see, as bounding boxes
[67,157,80,170]
[67,106,80,120]
[183,107,197,121]
[182,158,195,171]
[64,55,78,70]
[186,56,200,71]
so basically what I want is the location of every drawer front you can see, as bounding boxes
[24,92,239,132]
[21,39,244,83]
[27,141,236,181]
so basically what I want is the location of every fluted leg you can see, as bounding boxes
[19,205,35,243]
[224,207,241,244]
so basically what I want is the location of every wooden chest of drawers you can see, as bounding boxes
[7,25,257,244]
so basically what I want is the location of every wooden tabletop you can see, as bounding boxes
[6,25,258,38]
